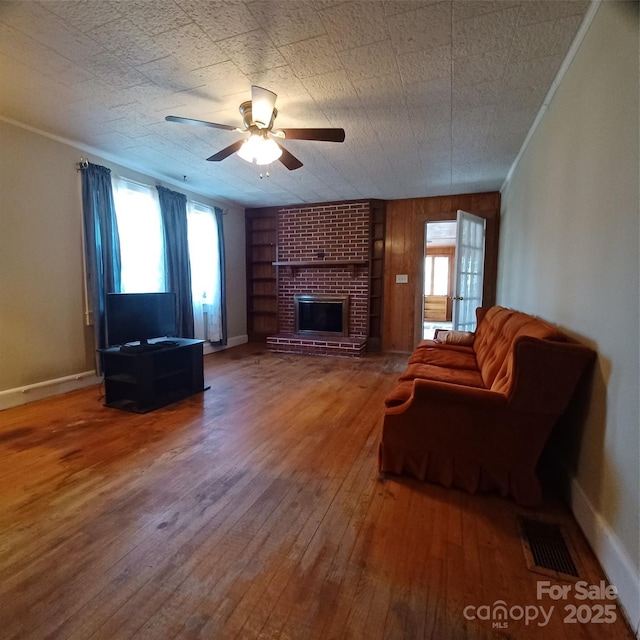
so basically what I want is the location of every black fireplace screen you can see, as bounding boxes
[294,295,349,337]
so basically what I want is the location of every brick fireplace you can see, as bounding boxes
[266,201,371,357]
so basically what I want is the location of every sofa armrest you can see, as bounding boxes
[507,337,595,415]
[385,377,507,415]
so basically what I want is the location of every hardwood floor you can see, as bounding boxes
[0,344,634,640]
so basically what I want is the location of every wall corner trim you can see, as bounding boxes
[501,0,602,193]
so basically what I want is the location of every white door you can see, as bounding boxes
[452,210,486,331]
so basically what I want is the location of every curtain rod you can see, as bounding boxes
[80,162,228,214]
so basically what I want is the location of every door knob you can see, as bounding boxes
[453,296,464,300]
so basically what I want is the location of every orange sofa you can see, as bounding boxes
[379,306,595,506]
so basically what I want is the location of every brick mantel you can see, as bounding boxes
[272,260,367,266]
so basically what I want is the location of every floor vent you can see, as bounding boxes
[518,515,581,580]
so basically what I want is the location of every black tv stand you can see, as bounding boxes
[118,340,180,354]
[101,338,208,413]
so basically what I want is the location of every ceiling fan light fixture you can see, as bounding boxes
[237,134,282,165]
[251,86,277,128]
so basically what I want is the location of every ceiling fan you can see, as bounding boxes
[165,85,345,171]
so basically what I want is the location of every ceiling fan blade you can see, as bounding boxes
[207,139,245,162]
[276,144,303,171]
[165,115,239,132]
[251,85,278,128]
[279,128,346,143]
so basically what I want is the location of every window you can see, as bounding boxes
[112,177,224,343]
[424,255,450,296]
[187,202,223,343]
[112,178,165,293]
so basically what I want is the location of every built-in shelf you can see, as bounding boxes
[368,201,386,352]
[246,211,278,341]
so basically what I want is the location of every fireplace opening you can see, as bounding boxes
[294,295,349,337]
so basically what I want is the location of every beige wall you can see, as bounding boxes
[498,1,639,629]
[0,120,246,393]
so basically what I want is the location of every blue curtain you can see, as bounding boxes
[157,186,194,338]
[214,206,227,346]
[80,163,121,372]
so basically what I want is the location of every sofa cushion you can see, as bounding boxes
[399,363,485,388]
[473,306,515,387]
[408,346,478,370]
[415,339,474,353]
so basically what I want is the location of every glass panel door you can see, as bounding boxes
[452,210,486,331]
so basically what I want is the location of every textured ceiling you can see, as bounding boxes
[0,0,590,208]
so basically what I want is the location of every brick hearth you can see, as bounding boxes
[268,201,371,357]
[266,335,367,358]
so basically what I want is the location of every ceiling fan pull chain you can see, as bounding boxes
[259,165,271,179]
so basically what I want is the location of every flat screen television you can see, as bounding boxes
[106,292,177,347]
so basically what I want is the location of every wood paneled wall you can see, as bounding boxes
[383,192,501,352]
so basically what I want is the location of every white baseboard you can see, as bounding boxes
[226,334,249,348]
[203,334,248,355]
[0,371,101,411]
[0,336,250,411]
[569,474,640,637]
